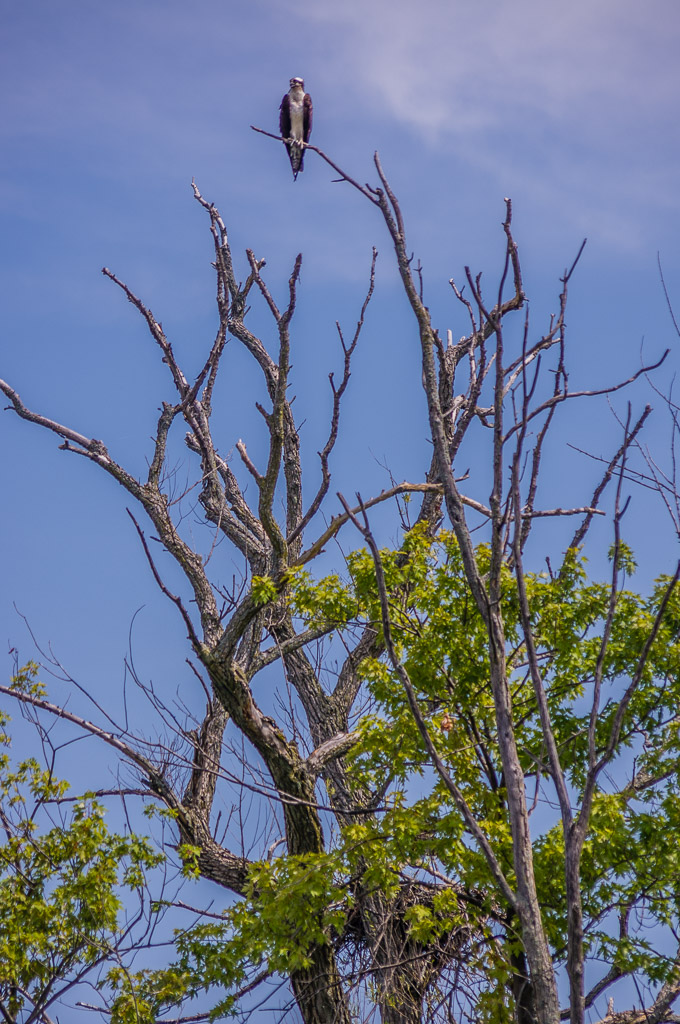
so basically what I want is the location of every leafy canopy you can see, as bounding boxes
[105,527,680,1021]
[0,666,164,1023]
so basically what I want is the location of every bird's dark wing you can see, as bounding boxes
[279,94,292,140]
[303,93,313,143]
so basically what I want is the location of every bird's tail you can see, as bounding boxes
[290,143,304,180]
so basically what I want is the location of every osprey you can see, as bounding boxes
[279,77,312,180]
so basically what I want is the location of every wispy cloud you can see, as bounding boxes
[295,0,679,136]
[281,0,680,250]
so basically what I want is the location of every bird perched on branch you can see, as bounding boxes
[279,77,313,180]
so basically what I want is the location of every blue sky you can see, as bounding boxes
[2,0,680,760]
[2,0,680,1015]
[1,0,679,734]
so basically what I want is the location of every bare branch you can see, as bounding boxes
[127,509,202,652]
[305,732,361,776]
[289,248,378,546]
[250,126,379,202]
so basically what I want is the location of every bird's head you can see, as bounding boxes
[290,77,305,89]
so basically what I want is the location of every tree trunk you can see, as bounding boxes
[291,953,353,1024]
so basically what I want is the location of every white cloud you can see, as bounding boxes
[293,0,680,139]
[279,0,680,251]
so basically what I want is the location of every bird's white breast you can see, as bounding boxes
[289,95,305,140]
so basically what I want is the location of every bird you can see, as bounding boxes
[279,77,313,180]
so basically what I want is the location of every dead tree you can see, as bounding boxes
[1,146,678,1024]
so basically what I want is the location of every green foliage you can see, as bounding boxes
[109,964,194,1024]
[109,851,351,1021]
[291,569,358,628]
[7,529,680,1021]
[0,665,164,1022]
[178,842,202,878]
[251,574,279,606]
[286,528,680,1013]
[8,659,46,698]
